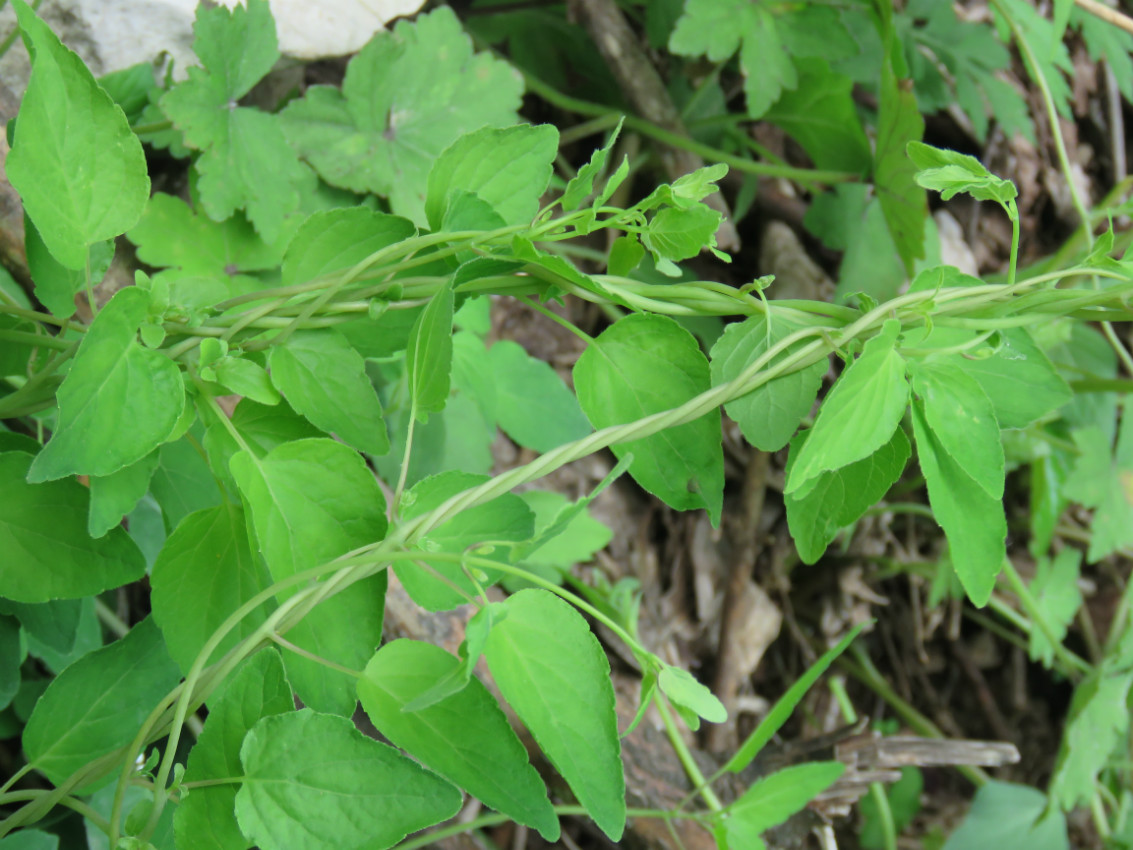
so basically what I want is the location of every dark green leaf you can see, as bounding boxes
[7,0,149,269]
[23,617,180,788]
[786,427,910,563]
[0,451,145,602]
[486,589,625,841]
[0,598,80,655]
[359,639,559,841]
[574,314,724,524]
[28,287,185,481]
[235,709,462,850]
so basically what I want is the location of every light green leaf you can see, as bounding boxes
[786,427,910,563]
[268,329,389,455]
[280,208,416,288]
[710,314,826,452]
[159,0,310,241]
[0,451,145,602]
[151,505,271,676]
[574,313,724,525]
[786,321,908,494]
[24,217,114,320]
[425,124,558,230]
[235,709,462,850]
[950,329,1072,429]
[88,449,160,538]
[1065,420,1133,562]
[911,361,1004,498]
[724,761,845,846]
[126,193,284,276]
[907,141,1017,206]
[7,0,149,270]
[942,781,1068,850]
[398,471,534,610]
[511,490,613,583]
[1051,669,1133,810]
[641,204,722,267]
[405,279,455,422]
[231,439,388,714]
[28,287,185,482]
[485,589,625,840]
[764,59,870,174]
[23,617,180,788]
[359,640,559,841]
[488,340,592,452]
[910,400,1005,606]
[561,118,623,212]
[658,666,726,724]
[174,650,293,850]
[1028,549,1082,667]
[150,434,224,533]
[212,356,279,406]
[279,7,522,226]
[202,398,321,490]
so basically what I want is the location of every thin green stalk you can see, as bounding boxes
[829,678,897,850]
[269,633,362,678]
[656,696,723,811]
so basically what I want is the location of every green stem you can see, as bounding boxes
[656,696,723,811]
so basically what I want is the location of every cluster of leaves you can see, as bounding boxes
[0,1,1131,849]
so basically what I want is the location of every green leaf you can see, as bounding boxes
[174,650,293,850]
[159,0,310,241]
[359,639,559,841]
[151,505,271,676]
[786,321,908,494]
[725,623,866,774]
[910,361,1004,499]
[1065,419,1133,562]
[279,7,522,226]
[6,0,149,270]
[1027,549,1082,667]
[88,449,160,538]
[1051,669,1133,810]
[951,329,1072,429]
[150,434,224,533]
[574,313,724,525]
[24,217,114,320]
[658,666,726,724]
[398,471,534,610]
[23,617,180,788]
[786,427,910,563]
[28,287,185,481]
[231,439,388,714]
[942,781,1068,850]
[641,203,722,268]
[510,490,613,586]
[0,451,145,602]
[910,400,1005,606]
[0,616,21,711]
[425,124,558,230]
[280,207,416,288]
[763,59,870,174]
[0,830,59,850]
[723,761,845,847]
[235,709,462,850]
[875,50,927,274]
[0,598,80,655]
[561,118,624,212]
[710,314,826,452]
[127,193,284,277]
[212,356,279,406]
[405,279,455,422]
[906,141,1017,206]
[488,340,592,452]
[268,329,389,455]
[202,398,321,490]
[485,589,625,841]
